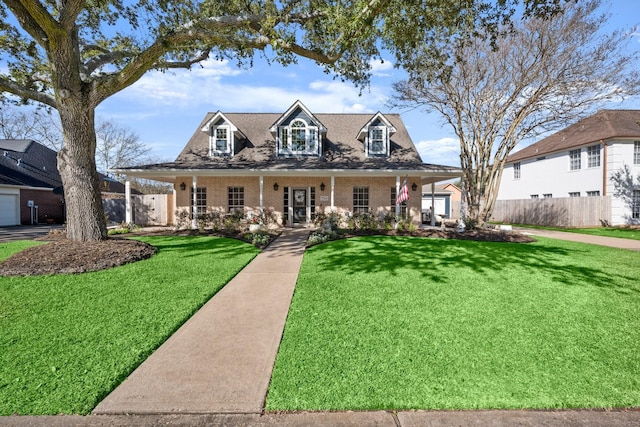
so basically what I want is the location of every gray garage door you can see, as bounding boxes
[0,193,19,226]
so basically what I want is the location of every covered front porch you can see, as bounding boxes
[117,168,461,228]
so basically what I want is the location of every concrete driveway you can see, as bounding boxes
[0,225,64,243]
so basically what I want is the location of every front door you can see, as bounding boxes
[293,189,307,224]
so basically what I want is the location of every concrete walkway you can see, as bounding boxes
[93,228,308,415]
[517,227,640,251]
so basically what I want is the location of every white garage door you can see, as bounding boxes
[0,194,19,226]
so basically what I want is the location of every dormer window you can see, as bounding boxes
[359,112,396,158]
[271,100,326,157]
[368,126,387,155]
[211,126,232,155]
[201,111,243,158]
[278,119,320,156]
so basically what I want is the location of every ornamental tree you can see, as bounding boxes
[1,0,568,241]
[391,0,640,227]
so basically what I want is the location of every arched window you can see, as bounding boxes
[278,118,319,155]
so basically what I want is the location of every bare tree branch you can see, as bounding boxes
[0,75,57,107]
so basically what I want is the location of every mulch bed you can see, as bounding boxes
[0,227,534,277]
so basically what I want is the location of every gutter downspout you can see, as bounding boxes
[601,140,607,196]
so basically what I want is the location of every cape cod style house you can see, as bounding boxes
[116,101,461,228]
[497,110,640,225]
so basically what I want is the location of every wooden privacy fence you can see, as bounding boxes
[490,196,611,227]
[103,193,173,226]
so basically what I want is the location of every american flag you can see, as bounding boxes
[396,177,409,205]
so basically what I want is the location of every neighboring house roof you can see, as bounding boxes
[0,138,139,194]
[508,110,640,163]
[0,139,62,188]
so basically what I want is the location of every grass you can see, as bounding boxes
[267,236,640,411]
[0,236,259,415]
[507,224,640,241]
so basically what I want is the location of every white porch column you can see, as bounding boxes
[431,182,436,226]
[330,176,335,211]
[125,181,132,224]
[259,175,264,213]
[191,175,197,230]
[395,176,401,218]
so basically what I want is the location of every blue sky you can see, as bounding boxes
[96,1,640,167]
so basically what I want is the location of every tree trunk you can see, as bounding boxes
[57,101,107,242]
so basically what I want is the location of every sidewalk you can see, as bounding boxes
[517,227,640,251]
[93,228,308,415]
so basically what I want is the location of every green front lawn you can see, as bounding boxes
[0,236,259,415]
[267,236,640,411]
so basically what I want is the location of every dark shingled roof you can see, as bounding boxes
[508,110,640,163]
[0,139,141,193]
[127,112,454,172]
[0,139,62,188]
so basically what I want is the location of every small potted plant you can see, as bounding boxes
[248,215,262,232]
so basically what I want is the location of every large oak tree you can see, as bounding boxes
[1,0,569,241]
[392,0,640,227]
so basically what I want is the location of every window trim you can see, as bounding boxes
[569,192,580,198]
[632,189,640,219]
[227,186,244,214]
[586,190,600,197]
[277,118,320,156]
[366,125,388,157]
[634,141,640,165]
[210,125,233,156]
[513,162,521,180]
[353,186,369,214]
[587,145,600,168]
[569,148,581,171]
[190,186,207,216]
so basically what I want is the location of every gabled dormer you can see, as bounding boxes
[269,100,326,157]
[358,112,397,158]
[201,112,245,157]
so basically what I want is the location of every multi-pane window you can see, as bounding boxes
[569,149,581,170]
[390,187,408,218]
[290,120,306,151]
[278,119,319,155]
[587,145,600,168]
[228,186,244,213]
[513,162,521,179]
[190,187,207,215]
[215,128,228,151]
[368,126,387,155]
[543,193,552,198]
[633,190,640,219]
[210,126,231,155]
[530,194,539,199]
[353,186,369,214]
[569,192,580,197]
[586,190,600,197]
[634,141,640,165]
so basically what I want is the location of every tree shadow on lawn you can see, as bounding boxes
[136,235,256,260]
[311,236,640,296]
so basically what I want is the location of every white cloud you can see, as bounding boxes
[369,58,394,77]
[415,137,460,166]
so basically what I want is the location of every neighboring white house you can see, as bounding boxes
[498,110,640,225]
